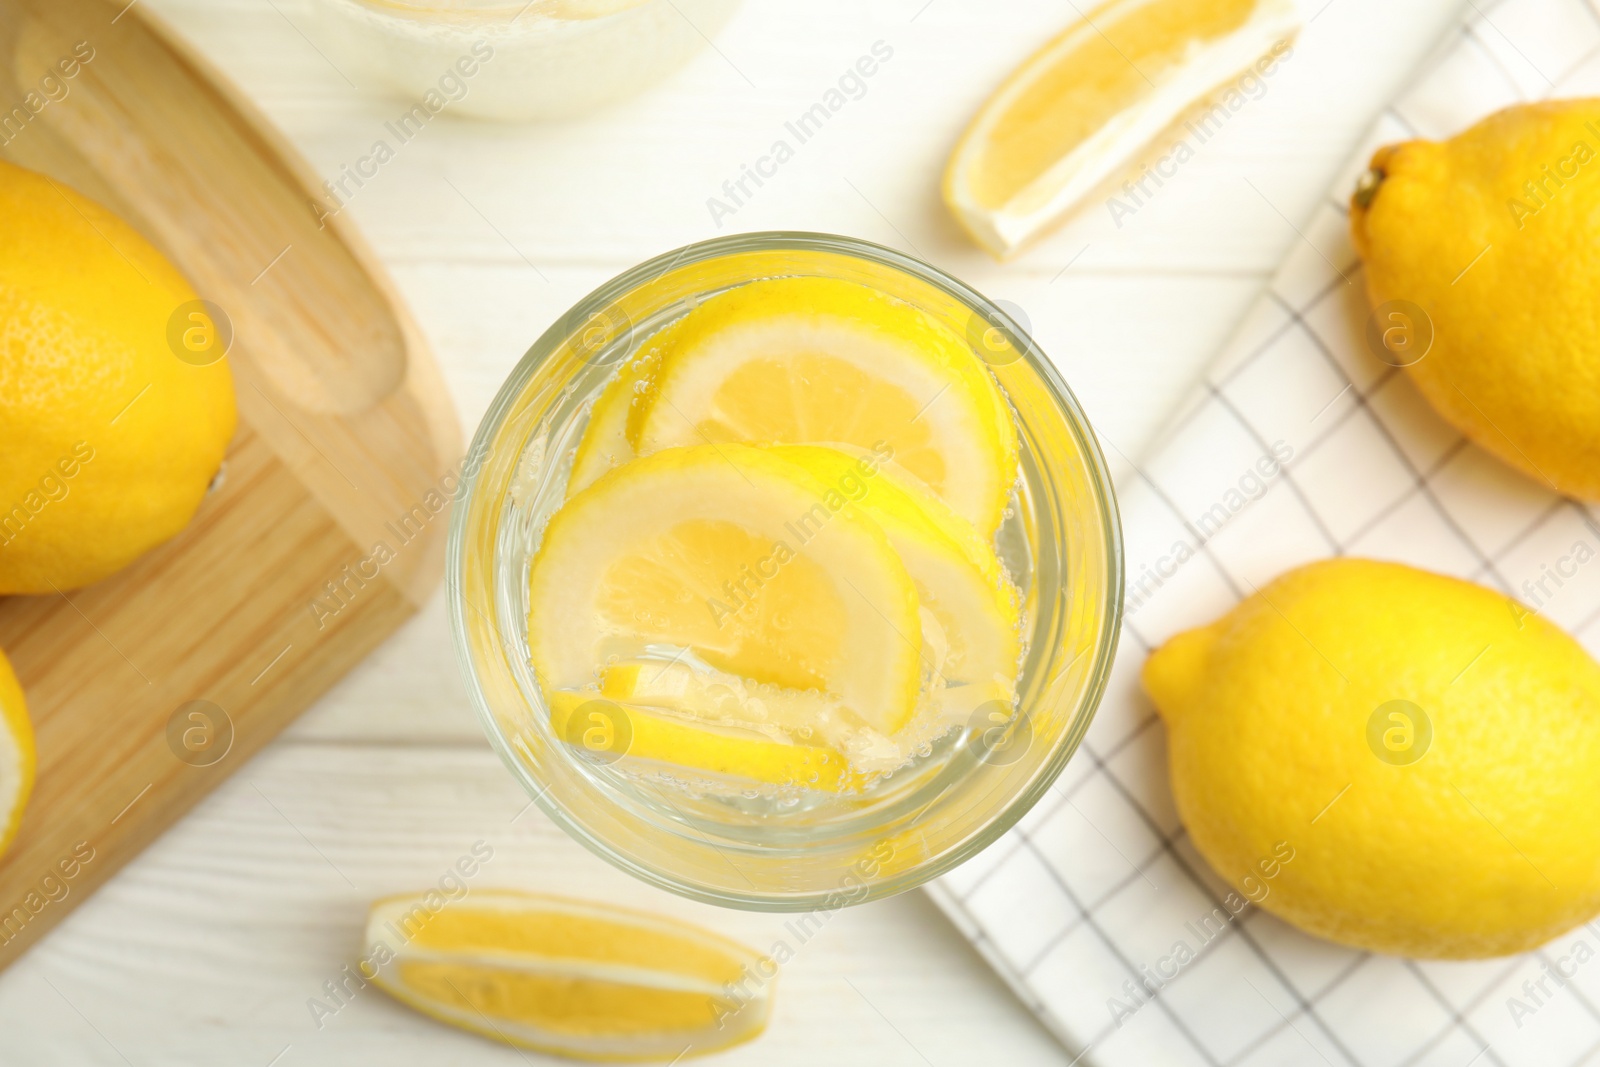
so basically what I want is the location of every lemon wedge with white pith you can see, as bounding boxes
[550,688,851,790]
[944,0,1300,257]
[528,444,922,736]
[767,445,1019,691]
[0,651,34,860]
[367,891,772,1061]
[628,277,1018,537]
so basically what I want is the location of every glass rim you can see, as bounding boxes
[446,230,1126,910]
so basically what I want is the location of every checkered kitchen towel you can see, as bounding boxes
[927,1,1600,1064]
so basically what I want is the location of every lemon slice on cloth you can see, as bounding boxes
[944,0,1300,257]
[767,445,1020,692]
[366,891,772,1061]
[0,651,34,859]
[630,277,1018,537]
[528,444,923,735]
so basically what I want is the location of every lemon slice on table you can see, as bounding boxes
[0,651,34,859]
[767,445,1020,692]
[366,891,772,1061]
[629,277,1019,537]
[944,0,1300,257]
[528,444,922,735]
[549,688,851,790]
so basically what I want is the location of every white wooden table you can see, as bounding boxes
[0,1,1464,1062]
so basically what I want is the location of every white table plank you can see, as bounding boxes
[3,0,1466,1062]
[0,744,1064,1065]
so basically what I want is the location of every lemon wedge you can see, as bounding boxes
[629,277,1019,536]
[0,651,33,859]
[550,688,852,790]
[528,444,922,735]
[768,445,1019,692]
[944,0,1300,257]
[366,890,772,1061]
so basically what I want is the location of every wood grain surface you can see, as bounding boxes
[0,0,460,968]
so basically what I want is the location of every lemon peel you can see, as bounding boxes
[1145,558,1600,958]
[0,160,236,593]
[1352,98,1600,500]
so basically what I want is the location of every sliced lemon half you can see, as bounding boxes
[630,277,1019,537]
[944,0,1300,257]
[366,890,772,1061]
[550,688,852,791]
[0,651,34,859]
[768,445,1020,692]
[528,444,922,735]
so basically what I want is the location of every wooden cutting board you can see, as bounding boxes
[0,0,461,964]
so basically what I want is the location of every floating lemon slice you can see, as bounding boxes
[528,444,922,735]
[366,890,772,1061]
[0,651,34,859]
[944,0,1300,257]
[600,660,901,776]
[569,350,659,496]
[549,688,851,791]
[767,445,1020,691]
[630,277,1019,537]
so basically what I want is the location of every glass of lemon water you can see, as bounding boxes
[449,232,1122,908]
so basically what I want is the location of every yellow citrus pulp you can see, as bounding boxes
[367,891,771,1061]
[575,276,1017,538]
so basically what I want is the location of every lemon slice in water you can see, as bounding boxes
[548,688,852,791]
[630,277,1018,536]
[769,445,1020,693]
[528,444,923,735]
[568,349,659,496]
[599,660,903,775]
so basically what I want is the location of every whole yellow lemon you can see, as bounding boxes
[0,648,33,859]
[0,160,236,594]
[1351,98,1600,500]
[1144,558,1600,958]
